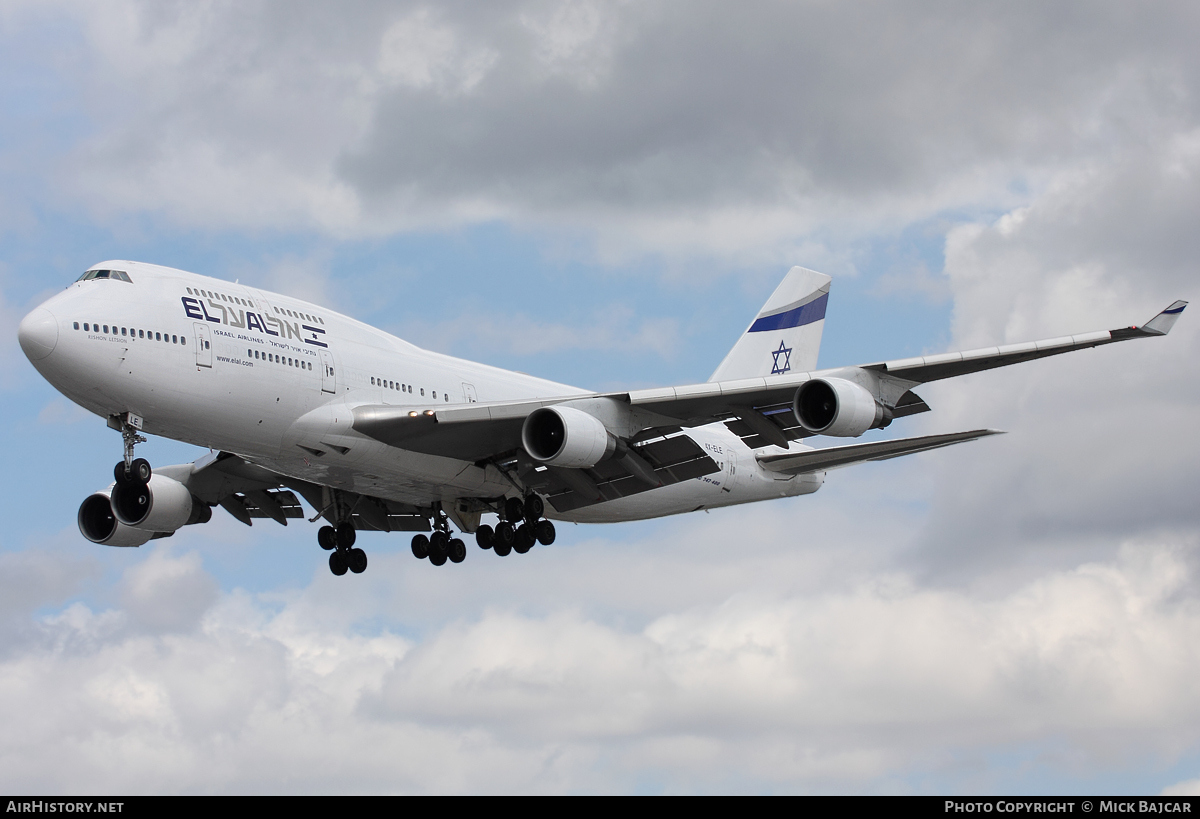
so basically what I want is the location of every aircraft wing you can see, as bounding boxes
[351,300,1185,457]
[159,452,431,531]
[858,300,1188,384]
[623,300,1188,429]
[755,429,1003,475]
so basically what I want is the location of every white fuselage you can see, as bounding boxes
[24,261,822,524]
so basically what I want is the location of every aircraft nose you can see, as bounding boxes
[18,307,59,361]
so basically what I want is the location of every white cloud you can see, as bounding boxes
[3,533,1199,793]
[1162,778,1200,796]
[119,549,218,634]
[377,9,498,94]
[4,1,1194,261]
[520,0,626,88]
[401,304,680,361]
[897,132,1200,583]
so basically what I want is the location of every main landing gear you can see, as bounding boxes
[474,494,555,558]
[410,508,466,567]
[318,502,367,576]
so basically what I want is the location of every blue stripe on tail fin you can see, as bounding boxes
[709,266,832,382]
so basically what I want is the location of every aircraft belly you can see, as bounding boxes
[555,475,732,522]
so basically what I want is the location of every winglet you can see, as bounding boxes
[1140,300,1188,336]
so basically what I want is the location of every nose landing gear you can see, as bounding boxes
[112,414,148,483]
[110,414,151,487]
[109,416,155,524]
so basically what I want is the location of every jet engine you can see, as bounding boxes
[107,473,211,532]
[793,377,885,437]
[77,491,155,547]
[521,406,617,468]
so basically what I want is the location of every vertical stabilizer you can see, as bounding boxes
[709,266,831,382]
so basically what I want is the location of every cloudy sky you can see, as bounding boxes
[2,0,1199,794]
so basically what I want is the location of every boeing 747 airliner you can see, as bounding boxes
[17,262,1186,575]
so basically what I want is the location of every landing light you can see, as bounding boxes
[408,411,419,418]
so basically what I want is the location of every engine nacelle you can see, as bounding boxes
[77,492,155,547]
[793,377,884,437]
[110,474,209,531]
[522,406,617,468]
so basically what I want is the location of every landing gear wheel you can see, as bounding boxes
[130,458,152,484]
[493,538,512,557]
[411,534,430,559]
[336,522,357,548]
[430,530,449,559]
[513,524,535,554]
[535,519,556,545]
[523,494,544,521]
[448,538,466,563]
[429,549,447,566]
[495,521,515,549]
[347,548,368,574]
[318,526,337,550]
[329,551,348,576]
[475,525,495,550]
[504,497,524,523]
[114,461,133,486]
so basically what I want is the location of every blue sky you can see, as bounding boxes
[2,1,1199,795]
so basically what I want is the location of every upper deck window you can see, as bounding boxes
[77,269,132,283]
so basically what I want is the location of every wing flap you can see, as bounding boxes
[527,433,719,513]
[241,489,305,522]
[757,429,1003,475]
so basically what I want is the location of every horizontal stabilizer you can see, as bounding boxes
[757,429,1004,475]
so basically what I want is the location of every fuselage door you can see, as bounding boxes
[319,349,336,393]
[462,382,478,403]
[194,323,212,368]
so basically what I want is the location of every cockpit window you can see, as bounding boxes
[76,269,132,283]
